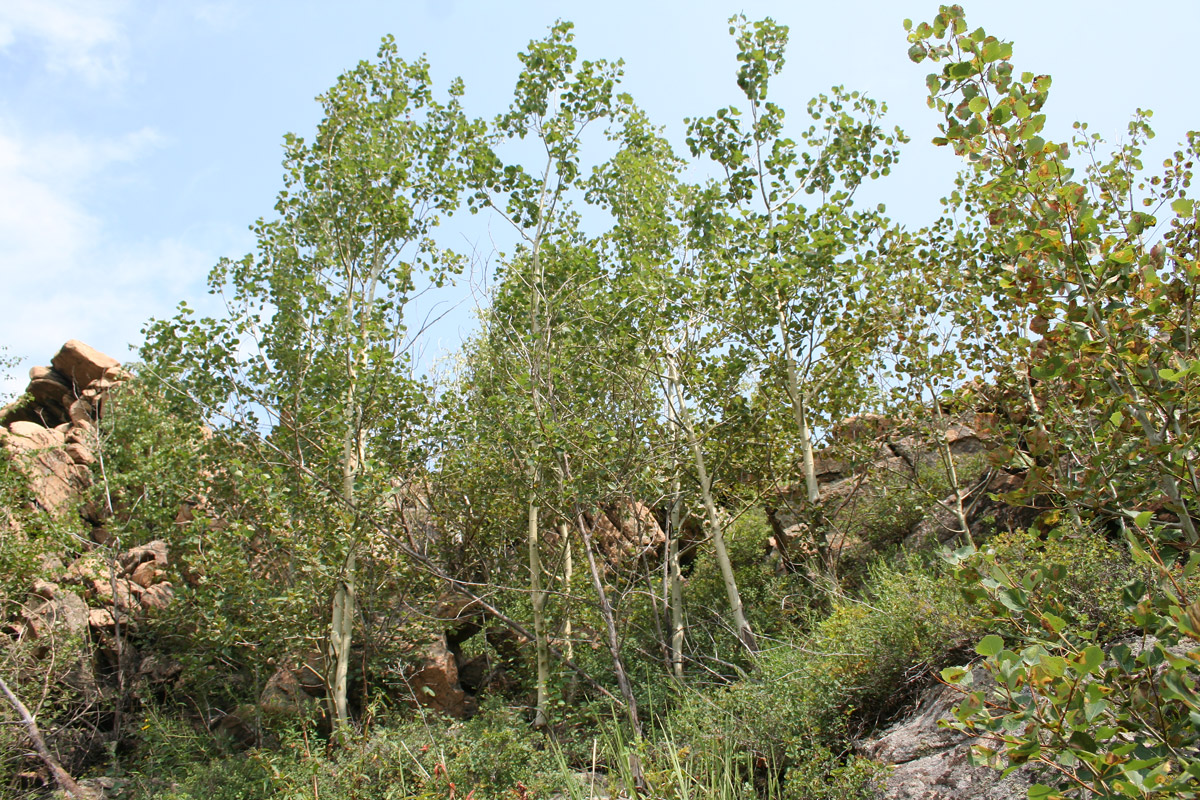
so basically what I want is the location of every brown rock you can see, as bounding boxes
[120,540,168,573]
[140,582,175,612]
[30,579,59,600]
[27,374,73,410]
[831,413,895,443]
[130,561,161,588]
[90,577,142,611]
[592,500,665,563]
[1,423,91,515]
[66,426,95,448]
[68,397,95,425]
[88,607,116,630]
[406,635,467,717]
[259,667,317,716]
[296,651,327,696]
[945,424,983,455]
[65,442,96,465]
[51,340,119,391]
[6,420,65,449]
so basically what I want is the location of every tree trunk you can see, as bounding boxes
[777,297,831,568]
[669,354,755,653]
[570,493,647,792]
[0,673,86,799]
[329,550,355,734]
[929,382,972,545]
[528,489,550,728]
[667,498,685,681]
[664,360,686,680]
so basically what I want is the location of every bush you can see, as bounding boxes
[980,526,1136,641]
[670,554,976,762]
[123,703,561,800]
[782,746,884,800]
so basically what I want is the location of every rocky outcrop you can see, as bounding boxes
[859,671,1034,800]
[1,340,128,521]
[10,539,176,645]
[768,411,1029,564]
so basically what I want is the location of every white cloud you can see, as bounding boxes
[0,121,219,401]
[0,0,129,85]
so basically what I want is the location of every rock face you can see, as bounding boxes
[767,410,1036,564]
[50,340,122,391]
[859,673,1033,800]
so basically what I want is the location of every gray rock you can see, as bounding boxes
[860,672,1034,800]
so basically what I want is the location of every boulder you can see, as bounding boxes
[30,579,59,600]
[6,421,66,450]
[139,582,175,612]
[88,607,116,630]
[51,340,119,392]
[120,540,168,574]
[27,372,72,408]
[65,443,96,465]
[129,561,161,588]
[136,655,183,686]
[592,500,665,563]
[1,424,91,515]
[259,667,318,717]
[945,423,984,455]
[68,397,95,425]
[90,577,142,611]
[405,635,468,717]
[859,672,1033,800]
[23,591,89,639]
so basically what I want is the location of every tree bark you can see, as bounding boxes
[668,353,755,653]
[528,489,550,728]
[0,673,86,799]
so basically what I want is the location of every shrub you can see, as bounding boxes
[670,555,976,762]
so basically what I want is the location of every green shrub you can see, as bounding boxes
[124,703,562,800]
[782,746,884,800]
[671,554,975,760]
[682,509,811,675]
[981,526,1136,641]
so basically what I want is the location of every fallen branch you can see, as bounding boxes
[0,672,85,799]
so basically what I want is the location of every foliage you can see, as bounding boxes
[12,8,1200,799]
[123,705,560,800]
[682,509,810,672]
[672,556,973,758]
[93,374,207,547]
[911,5,1200,797]
[781,746,884,800]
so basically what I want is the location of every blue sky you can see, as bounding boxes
[1,0,1196,397]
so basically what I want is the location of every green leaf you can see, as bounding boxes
[941,665,971,684]
[976,634,1004,657]
[1026,784,1060,800]
[1134,510,1153,529]
[1171,197,1194,216]
[1159,367,1185,382]
[1079,645,1105,674]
